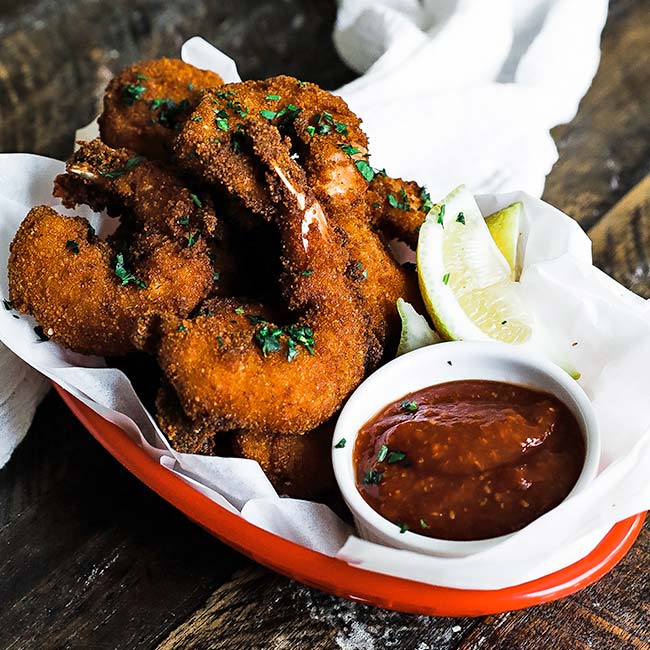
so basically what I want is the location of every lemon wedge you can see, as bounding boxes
[396,298,440,356]
[417,185,533,345]
[485,201,523,280]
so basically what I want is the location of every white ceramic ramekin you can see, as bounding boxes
[332,341,600,558]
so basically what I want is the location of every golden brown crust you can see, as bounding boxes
[98,58,223,161]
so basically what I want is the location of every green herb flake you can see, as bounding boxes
[34,325,49,342]
[217,335,225,348]
[301,269,314,277]
[340,144,361,156]
[245,314,267,325]
[306,125,316,137]
[400,400,418,412]
[136,74,149,81]
[186,232,199,248]
[122,83,146,105]
[377,444,388,462]
[286,338,299,362]
[114,253,147,289]
[260,109,277,120]
[189,193,203,208]
[187,82,195,91]
[442,272,450,285]
[387,450,407,464]
[213,271,220,281]
[420,518,429,529]
[265,94,281,101]
[456,211,466,225]
[191,115,203,122]
[65,240,79,254]
[177,324,187,332]
[420,187,433,214]
[286,324,315,355]
[150,97,190,129]
[388,187,411,211]
[255,325,284,357]
[234,306,245,314]
[363,469,383,485]
[355,159,376,182]
[399,523,409,534]
[334,438,346,449]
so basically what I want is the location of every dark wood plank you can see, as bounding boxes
[543,0,650,230]
[0,394,245,650]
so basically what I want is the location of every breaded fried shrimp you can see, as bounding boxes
[159,122,372,434]
[98,58,223,160]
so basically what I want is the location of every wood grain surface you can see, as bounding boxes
[0,1,649,649]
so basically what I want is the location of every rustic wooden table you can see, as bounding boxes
[1,1,649,648]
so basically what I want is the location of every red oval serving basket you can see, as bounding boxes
[55,385,646,617]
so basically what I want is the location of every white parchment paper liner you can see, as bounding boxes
[1,38,647,591]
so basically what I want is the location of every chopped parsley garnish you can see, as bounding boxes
[420,187,433,213]
[136,74,149,81]
[400,400,418,412]
[122,83,146,105]
[187,82,195,91]
[301,269,314,277]
[177,325,187,332]
[285,325,315,355]
[377,444,388,462]
[34,325,49,342]
[215,90,236,99]
[456,212,465,225]
[234,306,245,314]
[176,215,190,226]
[388,187,410,211]
[436,204,446,227]
[245,314,267,325]
[186,232,199,248]
[3,299,13,310]
[191,115,202,122]
[420,518,429,529]
[286,338,299,362]
[217,335,225,348]
[189,193,203,208]
[306,126,316,137]
[214,108,229,131]
[114,253,146,289]
[442,272,450,285]
[340,144,361,156]
[265,94,281,100]
[100,155,144,179]
[312,111,348,136]
[363,469,383,485]
[399,523,409,534]
[355,159,376,182]
[150,97,190,129]
[260,109,278,120]
[297,80,307,87]
[213,271,220,281]
[255,325,284,356]
[387,450,407,464]
[65,240,79,254]
[334,438,346,449]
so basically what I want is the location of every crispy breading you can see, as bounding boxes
[9,205,213,356]
[98,58,223,160]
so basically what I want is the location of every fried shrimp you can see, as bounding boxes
[9,206,212,356]
[98,58,223,160]
[159,120,371,434]
[368,175,430,249]
[175,76,414,350]
[231,425,336,499]
[54,138,219,242]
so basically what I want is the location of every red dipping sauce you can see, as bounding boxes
[354,380,585,541]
